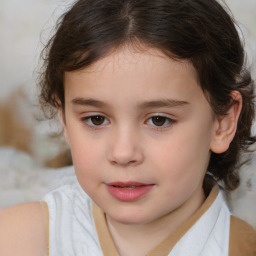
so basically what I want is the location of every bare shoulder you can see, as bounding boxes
[229,215,256,256]
[0,202,47,256]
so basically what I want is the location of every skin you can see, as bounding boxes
[62,46,241,255]
[0,202,46,256]
[0,46,241,256]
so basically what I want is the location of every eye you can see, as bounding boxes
[146,115,174,127]
[151,116,168,126]
[82,115,109,127]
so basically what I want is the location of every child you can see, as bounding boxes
[1,0,256,255]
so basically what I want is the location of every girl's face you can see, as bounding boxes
[63,46,219,226]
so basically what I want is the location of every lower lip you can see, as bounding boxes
[106,184,154,202]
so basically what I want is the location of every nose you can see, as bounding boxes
[108,127,144,167]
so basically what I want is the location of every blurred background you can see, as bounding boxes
[0,0,256,227]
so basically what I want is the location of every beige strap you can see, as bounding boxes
[93,185,219,256]
[93,202,120,256]
[229,215,256,256]
[40,201,50,256]
[146,185,219,255]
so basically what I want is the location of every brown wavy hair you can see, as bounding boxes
[39,0,255,191]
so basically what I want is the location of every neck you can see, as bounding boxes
[106,187,206,256]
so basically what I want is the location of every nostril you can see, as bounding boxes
[111,159,137,166]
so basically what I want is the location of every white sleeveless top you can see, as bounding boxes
[43,176,231,256]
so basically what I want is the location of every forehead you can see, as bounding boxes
[63,46,206,109]
[68,46,196,77]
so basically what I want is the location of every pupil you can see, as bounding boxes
[91,116,104,125]
[152,116,166,126]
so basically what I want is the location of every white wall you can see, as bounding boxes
[0,0,255,101]
[0,0,73,100]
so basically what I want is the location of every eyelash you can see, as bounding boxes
[81,115,110,127]
[80,114,175,130]
[145,115,175,129]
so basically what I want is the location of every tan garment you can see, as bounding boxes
[92,186,256,256]
[41,187,256,256]
[93,186,220,256]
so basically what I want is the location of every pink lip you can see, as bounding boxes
[106,182,154,202]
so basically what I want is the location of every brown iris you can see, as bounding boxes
[151,116,167,126]
[91,115,105,125]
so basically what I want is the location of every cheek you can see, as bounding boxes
[150,127,211,182]
[68,135,104,177]
[71,144,104,197]
[73,147,101,168]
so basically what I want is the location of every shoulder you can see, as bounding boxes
[0,202,47,256]
[229,215,256,256]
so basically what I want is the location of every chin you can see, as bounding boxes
[107,208,154,225]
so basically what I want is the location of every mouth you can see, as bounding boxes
[113,185,142,189]
[106,182,154,202]
[108,182,148,187]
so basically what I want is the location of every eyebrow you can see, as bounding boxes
[71,98,107,108]
[71,97,189,109]
[139,99,189,109]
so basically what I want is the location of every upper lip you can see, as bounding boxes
[106,182,153,187]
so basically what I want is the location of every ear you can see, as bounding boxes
[210,91,242,154]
